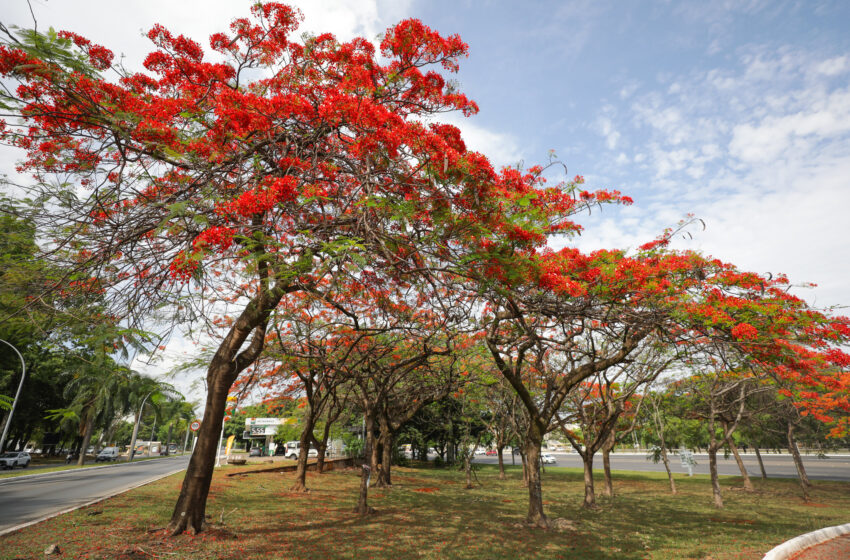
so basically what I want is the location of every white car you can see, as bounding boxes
[95,447,120,462]
[541,453,557,464]
[283,441,318,460]
[0,451,31,469]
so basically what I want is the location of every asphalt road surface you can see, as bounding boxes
[473,450,850,481]
[0,454,191,534]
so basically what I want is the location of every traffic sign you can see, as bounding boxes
[190,420,201,432]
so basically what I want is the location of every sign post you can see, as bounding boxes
[679,448,695,477]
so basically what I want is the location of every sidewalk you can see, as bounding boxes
[789,534,850,560]
[764,524,850,560]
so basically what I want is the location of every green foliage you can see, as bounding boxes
[273,419,301,444]
[341,431,363,458]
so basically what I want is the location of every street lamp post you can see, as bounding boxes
[0,339,27,453]
[128,392,152,462]
[148,415,157,456]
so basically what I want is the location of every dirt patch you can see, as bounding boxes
[392,475,437,485]
[413,487,440,493]
[204,527,238,540]
[111,547,152,559]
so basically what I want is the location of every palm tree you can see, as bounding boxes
[50,364,135,465]
[127,373,181,460]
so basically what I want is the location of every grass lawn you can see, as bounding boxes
[1,463,847,560]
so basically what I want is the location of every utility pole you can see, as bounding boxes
[0,339,26,453]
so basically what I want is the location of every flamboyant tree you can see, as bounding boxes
[255,292,354,492]
[483,374,525,479]
[673,363,759,507]
[0,4,578,533]
[480,242,728,527]
[686,267,850,503]
[557,351,664,507]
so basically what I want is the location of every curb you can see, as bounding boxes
[0,455,189,486]
[0,465,188,537]
[763,523,850,560]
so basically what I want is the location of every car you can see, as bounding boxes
[282,441,318,460]
[95,447,120,462]
[249,447,262,457]
[541,453,556,464]
[0,451,31,469]
[485,449,497,456]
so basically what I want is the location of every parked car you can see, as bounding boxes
[485,449,497,456]
[283,441,318,460]
[249,447,262,457]
[541,453,556,464]
[0,451,31,469]
[95,447,120,462]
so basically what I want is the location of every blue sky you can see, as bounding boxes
[406,1,850,311]
[4,0,849,398]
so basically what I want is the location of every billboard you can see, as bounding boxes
[244,417,288,437]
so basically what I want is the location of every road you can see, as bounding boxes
[0,454,191,535]
[473,451,850,481]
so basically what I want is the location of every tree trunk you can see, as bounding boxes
[375,438,384,471]
[652,401,675,494]
[754,447,767,480]
[353,411,376,514]
[727,438,753,491]
[291,413,316,492]
[166,362,235,534]
[523,435,550,528]
[708,443,723,508]
[582,451,596,508]
[787,422,811,501]
[315,424,330,474]
[660,445,676,494]
[165,282,284,535]
[77,412,95,466]
[601,431,615,498]
[497,446,506,480]
[464,452,474,489]
[375,429,393,488]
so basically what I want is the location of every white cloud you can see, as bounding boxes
[596,116,621,150]
[439,113,524,169]
[729,88,850,163]
[583,47,850,309]
[815,56,849,77]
